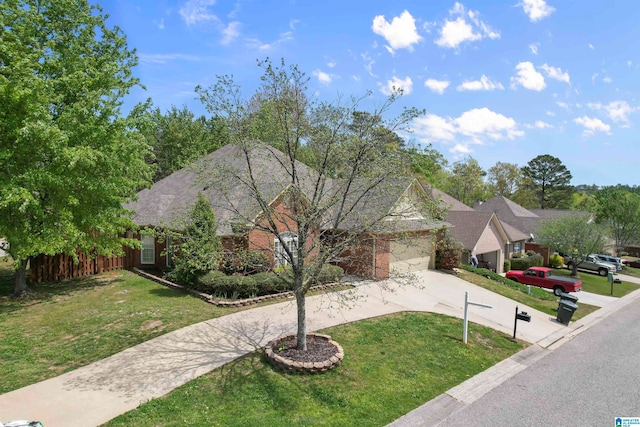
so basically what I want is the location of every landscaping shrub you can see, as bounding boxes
[529,253,544,267]
[194,270,226,293]
[503,259,511,272]
[435,231,463,270]
[316,264,344,284]
[510,257,530,271]
[526,250,536,256]
[252,272,289,294]
[512,252,525,258]
[209,275,258,298]
[221,250,271,275]
[620,251,629,257]
[549,253,564,268]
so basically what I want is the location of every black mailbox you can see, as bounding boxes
[516,311,531,322]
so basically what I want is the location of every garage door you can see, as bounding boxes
[389,238,432,275]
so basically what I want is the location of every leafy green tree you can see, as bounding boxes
[0,0,152,296]
[443,157,488,206]
[535,213,607,277]
[521,154,573,209]
[486,162,522,198]
[141,105,228,182]
[166,194,221,285]
[405,144,449,188]
[196,59,436,350]
[594,187,640,255]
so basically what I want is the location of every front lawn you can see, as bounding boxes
[0,267,244,394]
[457,268,599,320]
[105,312,525,427]
[551,268,640,297]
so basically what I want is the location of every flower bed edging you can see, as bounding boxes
[264,333,344,374]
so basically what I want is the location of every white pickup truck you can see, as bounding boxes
[566,255,617,276]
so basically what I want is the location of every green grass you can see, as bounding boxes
[105,312,525,427]
[0,265,245,394]
[457,269,600,320]
[551,268,640,297]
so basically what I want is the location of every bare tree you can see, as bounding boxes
[195,59,442,350]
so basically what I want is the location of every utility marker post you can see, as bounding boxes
[463,291,493,344]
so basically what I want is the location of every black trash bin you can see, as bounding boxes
[557,299,578,325]
[559,292,579,304]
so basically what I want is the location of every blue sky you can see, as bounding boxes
[105,0,640,186]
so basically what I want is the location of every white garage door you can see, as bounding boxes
[389,238,432,275]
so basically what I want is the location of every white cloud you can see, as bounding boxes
[154,18,165,30]
[221,21,240,45]
[361,52,376,77]
[546,110,555,116]
[451,143,472,155]
[525,120,553,129]
[556,101,570,110]
[540,63,570,84]
[372,10,422,52]
[411,107,523,153]
[246,31,294,52]
[312,70,332,85]
[327,60,336,68]
[510,61,546,91]
[519,0,555,22]
[589,43,594,50]
[424,78,450,94]
[435,2,499,49]
[574,116,611,135]
[602,76,612,83]
[529,43,539,55]
[588,101,635,125]
[179,0,218,26]
[380,76,413,96]
[457,75,504,91]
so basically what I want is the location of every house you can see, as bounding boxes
[474,196,583,265]
[125,143,444,280]
[424,187,524,273]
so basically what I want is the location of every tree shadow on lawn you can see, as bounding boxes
[0,272,126,314]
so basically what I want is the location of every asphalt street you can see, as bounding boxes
[435,290,640,426]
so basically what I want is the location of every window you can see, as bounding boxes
[274,232,298,267]
[141,235,155,265]
[513,242,522,253]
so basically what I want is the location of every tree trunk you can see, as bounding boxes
[12,259,31,298]
[571,264,579,278]
[295,289,307,351]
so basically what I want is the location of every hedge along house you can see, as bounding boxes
[125,143,444,280]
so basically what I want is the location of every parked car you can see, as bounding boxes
[594,254,623,270]
[566,255,617,276]
[506,266,582,296]
[624,259,640,268]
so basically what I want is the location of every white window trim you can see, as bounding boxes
[274,232,298,267]
[141,234,155,265]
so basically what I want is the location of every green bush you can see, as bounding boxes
[620,251,629,257]
[316,264,344,284]
[512,252,525,259]
[194,270,226,293]
[435,231,463,270]
[510,257,530,271]
[252,272,289,294]
[529,253,544,267]
[503,259,511,272]
[549,253,564,268]
[209,275,258,298]
[221,250,271,275]
[526,250,536,256]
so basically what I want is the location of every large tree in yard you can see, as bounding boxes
[594,187,640,255]
[196,59,441,350]
[0,1,151,296]
[535,213,607,277]
[521,154,573,209]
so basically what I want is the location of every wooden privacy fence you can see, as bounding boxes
[30,247,136,283]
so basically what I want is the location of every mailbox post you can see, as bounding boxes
[463,291,493,344]
[513,305,531,339]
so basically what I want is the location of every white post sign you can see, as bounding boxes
[463,291,493,344]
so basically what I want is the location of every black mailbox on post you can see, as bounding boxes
[513,306,531,339]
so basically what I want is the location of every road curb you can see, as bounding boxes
[387,286,640,427]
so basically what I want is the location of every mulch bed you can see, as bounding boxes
[273,335,339,363]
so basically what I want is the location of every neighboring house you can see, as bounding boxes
[425,187,517,273]
[125,143,443,280]
[474,196,584,265]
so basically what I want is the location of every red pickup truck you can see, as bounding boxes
[505,266,582,296]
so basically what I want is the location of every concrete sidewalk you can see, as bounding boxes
[0,270,569,427]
